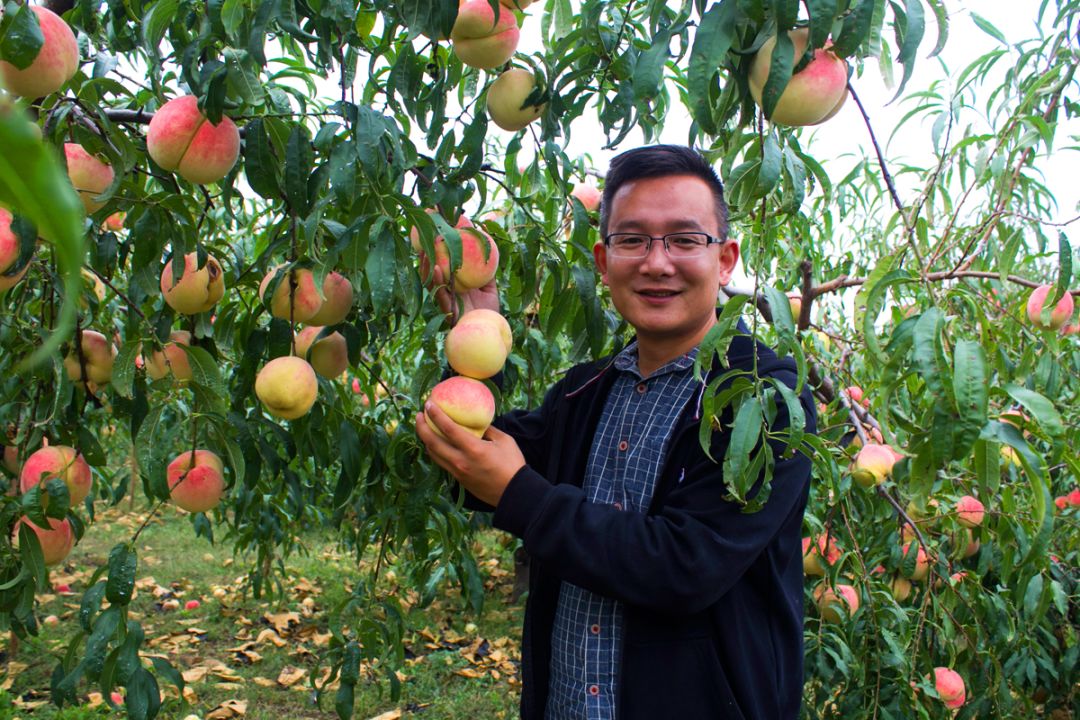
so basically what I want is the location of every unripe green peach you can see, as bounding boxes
[0,6,78,99]
[445,309,512,379]
[255,356,318,420]
[146,95,240,185]
[487,68,545,131]
[160,252,225,315]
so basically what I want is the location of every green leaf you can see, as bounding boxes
[832,0,877,57]
[924,0,949,58]
[105,544,137,605]
[1003,384,1064,436]
[687,0,739,134]
[220,0,246,39]
[911,308,947,399]
[952,340,988,459]
[142,0,179,51]
[805,0,840,50]
[759,31,795,120]
[890,0,925,101]
[112,342,140,400]
[970,12,1007,45]
[633,25,674,104]
[16,522,48,591]
[0,3,44,69]
[723,394,764,503]
[285,124,314,215]
[756,132,782,195]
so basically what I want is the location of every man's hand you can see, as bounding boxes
[418,253,500,325]
[415,400,525,508]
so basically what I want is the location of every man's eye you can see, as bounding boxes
[615,236,647,246]
[670,235,703,247]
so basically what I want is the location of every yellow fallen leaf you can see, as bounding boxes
[277,665,307,687]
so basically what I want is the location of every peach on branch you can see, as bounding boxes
[64,143,114,213]
[901,540,930,581]
[0,6,78,99]
[144,330,193,381]
[955,495,985,528]
[146,95,240,185]
[16,516,74,566]
[786,292,802,322]
[426,376,496,439]
[801,534,841,576]
[0,208,20,275]
[20,445,91,505]
[432,227,499,292]
[63,330,117,385]
[844,385,870,408]
[812,583,859,623]
[450,0,520,70]
[259,265,323,323]
[932,667,966,709]
[891,576,912,602]
[1026,284,1074,330]
[167,449,225,513]
[850,443,896,488]
[445,309,513,379]
[748,27,849,127]
[294,327,348,379]
[306,271,354,326]
[487,68,545,131]
[411,211,473,253]
[255,356,318,420]
[103,212,126,232]
[569,182,602,212]
[160,251,224,315]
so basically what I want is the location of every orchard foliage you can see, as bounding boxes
[0,0,1077,718]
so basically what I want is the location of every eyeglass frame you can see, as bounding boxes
[602,231,727,259]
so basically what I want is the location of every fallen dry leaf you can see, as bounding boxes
[206,698,247,719]
[277,665,307,687]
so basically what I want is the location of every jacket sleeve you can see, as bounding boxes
[492,368,815,615]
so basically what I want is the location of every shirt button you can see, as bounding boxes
[618,440,628,451]
[589,685,600,696]
[636,383,646,394]
[590,624,600,635]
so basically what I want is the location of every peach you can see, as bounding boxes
[161,251,224,314]
[813,583,859,623]
[891,576,912,602]
[63,330,116,385]
[850,443,896,488]
[65,143,115,213]
[19,445,92,504]
[259,265,323,323]
[786,292,802,322]
[305,271,353,326]
[901,541,930,581]
[451,0,520,70]
[412,211,473,253]
[146,95,240,184]
[801,534,841,576]
[144,330,193,381]
[0,208,20,274]
[426,376,496,439]
[255,356,318,420]
[487,68,545,131]
[0,6,78,99]
[569,182,602,212]
[294,327,348,379]
[932,667,966,709]
[748,28,849,127]
[955,495,985,528]
[167,449,225,513]
[103,211,126,232]
[445,309,512,379]
[3,444,18,474]
[1026,284,1074,330]
[16,516,74,566]
[433,227,499,291]
[845,385,869,408]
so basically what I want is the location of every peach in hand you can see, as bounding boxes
[426,376,496,439]
[146,95,240,185]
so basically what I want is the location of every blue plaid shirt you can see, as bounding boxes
[545,342,701,719]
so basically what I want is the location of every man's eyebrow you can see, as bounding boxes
[610,218,708,231]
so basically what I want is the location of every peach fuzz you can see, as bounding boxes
[63,330,117,385]
[433,227,499,292]
[255,356,318,420]
[487,68,545,131]
[749,27,849,127]
[145,330,194,381]
[426,376,496,439]
[167,449,225,513]
[932,667,966,709]
[19,445,92,505]
[0,208,21,275]
[306,271,354,326]
[64,144,115,213]
[294,327,349,379]
[812,583,858,623]
[161,251,224,315]
[16,516,74,566]
[1026,284,1074,330]
[146,95,240,184]
[0,6,78,99]
[451,0,520,70]
[445,309,513,380]
[955,495,985,528]
[259,265,323,323]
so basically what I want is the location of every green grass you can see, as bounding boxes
[0,503,524,719]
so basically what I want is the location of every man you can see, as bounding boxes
[416,145,814,719]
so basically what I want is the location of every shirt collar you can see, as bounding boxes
[614,340,699,379]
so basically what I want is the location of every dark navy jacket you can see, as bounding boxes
[482,329,814,719]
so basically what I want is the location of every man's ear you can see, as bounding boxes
[716,240,740,285]
[593,241,610,287]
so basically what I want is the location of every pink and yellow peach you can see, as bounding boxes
[64,143,114,213]
[259,265,323,323]
[160,252,225,315]
[748,28,849,127]
[144,330,194,381]
[813,583,859,623]
[306,271,353,326]
[167,449,225,513]
[0,6,78,99]
[294,327,349,379]
[0,208,20,275]
[1026,284,1074,331]
[932,667,966,709]
[432,227,499,291]
[16,516,74,565]
[255,356,318,420]
[146,95,240,185]
[451,0,520,70]
[19,445,92,504]
[444,309,512,379]
[63,330,117,385]
[426,376,496,439]
[487,68,545,131]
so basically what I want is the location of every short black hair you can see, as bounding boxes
[599,144,729,240]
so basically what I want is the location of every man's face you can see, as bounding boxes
[593,174,739,349]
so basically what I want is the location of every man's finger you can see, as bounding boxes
[423,400,477,447]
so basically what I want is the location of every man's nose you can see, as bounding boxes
[639,237,675,273]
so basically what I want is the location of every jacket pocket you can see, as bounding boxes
[620,637,744,720]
